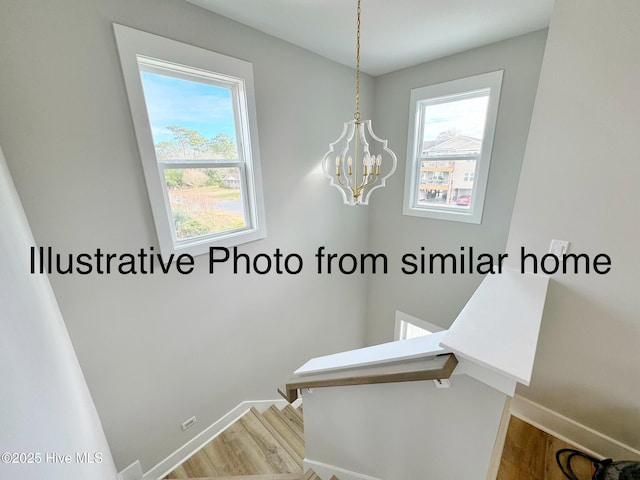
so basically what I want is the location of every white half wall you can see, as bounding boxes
[0,146,117,480]
[302,375,507,480]
[504,0,640,452]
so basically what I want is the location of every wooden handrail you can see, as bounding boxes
[279,353,458,403]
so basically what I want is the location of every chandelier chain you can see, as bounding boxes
[322,0,397,205]
[354,0,361,122]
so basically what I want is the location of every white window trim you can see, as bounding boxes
[113,24,266,256]
[403,70,503,224]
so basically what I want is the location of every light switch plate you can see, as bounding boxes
[549,239,570,256]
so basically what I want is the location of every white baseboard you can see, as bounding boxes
[118,460,143,480]
[510,395,640,461]
[118,398,291,480]
[118,393,640,480]
[304,458,383,480]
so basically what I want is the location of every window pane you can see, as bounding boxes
[417,94,489,209]
[417,159,476,209]
[421,94,489,149]
[139,71,238,160]
[164,168,246,240]
[401,321,432,340]
[403,71,502,223]
[115,25,266,254]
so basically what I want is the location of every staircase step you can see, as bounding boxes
[250,407,303,466]
[175,417,247,477]
[303,469,341,480]
[238,409,302,473]
[168,444,220,478]
[173,409,301,478]
[187,475,302,480]
[281,404,304,434]
[206,414,269,476]
[270,405,304,443]
[163,403,329,480]
[262,406,305,459]
[184,472,337,480]
[266,405,304,443]
[270,405,304,440]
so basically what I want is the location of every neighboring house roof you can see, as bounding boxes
[423,135,481,156]
[421,140,439,152]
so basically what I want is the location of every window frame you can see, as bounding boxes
[113,24,266,256]
[403,70,503,224]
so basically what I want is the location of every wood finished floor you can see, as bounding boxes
[163,404,335,480]
[164,403,593,480]
[498,416,594,480]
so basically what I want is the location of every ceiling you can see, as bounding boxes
[185,0,555,76]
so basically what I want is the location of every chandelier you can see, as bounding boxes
[321,0,397,206]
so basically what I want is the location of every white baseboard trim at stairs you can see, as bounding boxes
[304,459,383,480]
[118,460,143,480]
[509,395,640,461]
[118,398,295,480]
[119,394,640,480]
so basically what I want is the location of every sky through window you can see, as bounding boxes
[139,71,237,144]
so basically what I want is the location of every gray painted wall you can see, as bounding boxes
[0,146,118,480]
[505,0,640,450]
[366,30,549,345]
[0,0,373,471]
[7,0,636,473]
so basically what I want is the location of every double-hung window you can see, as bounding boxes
[403,71,503,223]
[114,24,266,256]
